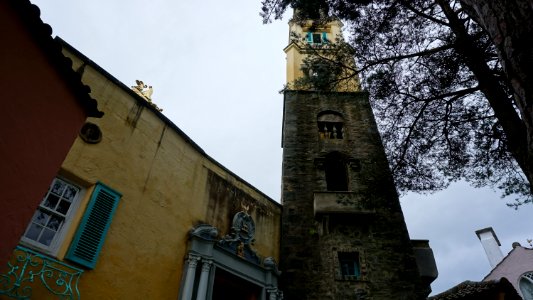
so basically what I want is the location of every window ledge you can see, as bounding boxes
[334,275,367,282]
[313,192,376,216]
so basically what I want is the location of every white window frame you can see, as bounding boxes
[20,177,85,256]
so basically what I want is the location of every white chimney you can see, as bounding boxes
[475,227,504,268]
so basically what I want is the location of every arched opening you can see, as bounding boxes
[318,111,344,139]
[324,152,348,191]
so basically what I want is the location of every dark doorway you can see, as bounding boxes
[212,268,262,300]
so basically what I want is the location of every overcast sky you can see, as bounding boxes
[30,0,533,295]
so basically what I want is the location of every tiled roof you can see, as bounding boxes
[8,0,103,117]
[428,278,520,300]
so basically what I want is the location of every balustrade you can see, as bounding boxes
[0,246,83,300]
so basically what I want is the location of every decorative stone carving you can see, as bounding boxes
[233,211,255,244]
[267,287,284,300]
[187,254,201,268]
[131,79,153,101]
[200,259,212,272]
[131,80,163,112]
[190,224,218,240]
[142,86,153,100]
[264,256,277,268]
[219,211,260,264]
[131,80,145,97]
[263,257,281,275]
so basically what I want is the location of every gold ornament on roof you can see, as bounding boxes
[131,80,162,112]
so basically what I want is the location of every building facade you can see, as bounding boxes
[0,31,282,300]
[477,227,533,299]
[0,0,102,266]
[429,228,528,300]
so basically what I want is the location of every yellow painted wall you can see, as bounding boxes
[11,46,281,300]
[284,18,360,92]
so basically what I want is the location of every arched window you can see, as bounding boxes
[318,111,344,139]
[324,152,348,191]
[520,272,533,300]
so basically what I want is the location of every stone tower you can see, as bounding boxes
[279,13,429,300]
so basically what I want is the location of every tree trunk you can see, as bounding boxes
[455,0,533,193]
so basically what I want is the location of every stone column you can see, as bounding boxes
[181,254,201,300]
[267,288,279,300]
[195,260,212,300]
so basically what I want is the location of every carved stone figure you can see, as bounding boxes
[142,85,153,101]
[132,80,144,92]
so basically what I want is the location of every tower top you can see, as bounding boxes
[292,7,329,20]
[283,13,360,92]
[290,0,330,20]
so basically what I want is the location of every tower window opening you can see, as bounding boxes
[306,32,327,45]
[338,252,360,278]
[318,111,344,139]
[324,152,349,191]
[313,33,322,44]
[318,122,343,139]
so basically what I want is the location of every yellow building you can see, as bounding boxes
[284,15,360,92]
[1,33,282,300]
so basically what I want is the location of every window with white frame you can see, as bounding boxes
[21,177,82,254]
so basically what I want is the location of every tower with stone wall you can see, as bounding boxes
[279,14,429,300]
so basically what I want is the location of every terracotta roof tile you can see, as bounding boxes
[428,278,520,300]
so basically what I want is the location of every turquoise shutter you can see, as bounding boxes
[322,32,327,43]
[66,182,121,269]
[306,32,312,43]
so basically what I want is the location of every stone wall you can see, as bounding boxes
[280,90,425,299]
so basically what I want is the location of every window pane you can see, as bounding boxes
[32,210,50,226]
[64,186,78,201]
[25,223,43,241]
[38,229,56,246]
[313,33,321,43]
[338,252,360,277]
[47,215,64,231]
[57,200,71,215]
[51,180,66,195]
[43,194,60,209]
[341,261,357,275]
